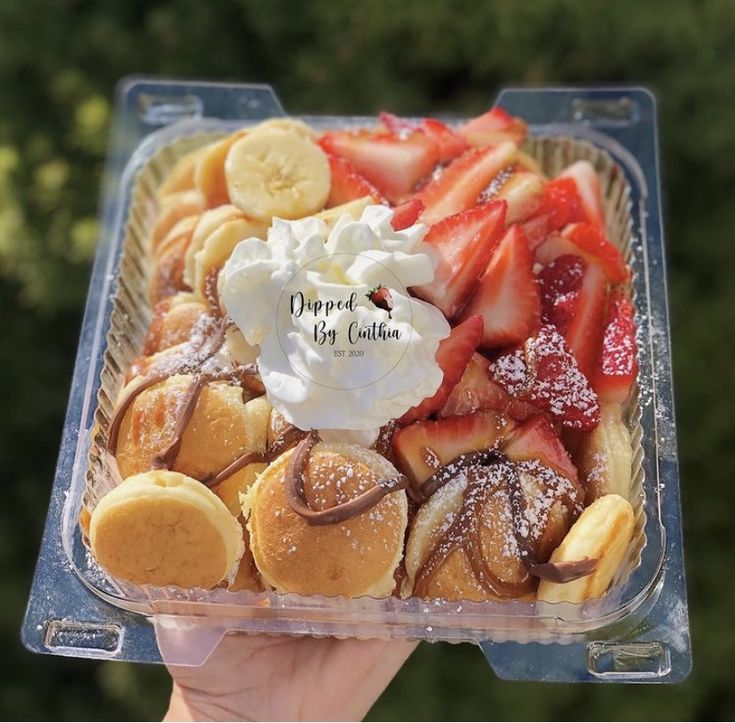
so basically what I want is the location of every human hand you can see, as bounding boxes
[164,633,417,721]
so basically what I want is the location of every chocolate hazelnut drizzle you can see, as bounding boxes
[106,314,268,481]
[411,450,595,599]
[284,430,409,526]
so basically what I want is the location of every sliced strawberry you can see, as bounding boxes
[592,287,639,403]
[412,200,507,319]
[519,212,550,252]
[564,262,609,377]
[390,198,424,231]
[557,161,606,234]
[440,352,501,417]
[503,415,580,487]
[319,130,438,204]
[561,223,628,284]
[380,112,470,163]
[326,154,385,207]
[490,325,601,431]
[458,107,527,147]
[393,410,512,486]
[484,168,546,225]
[398,315,483,425]
[537,254,586,334]
[420,118,469,163]
[439,352,542,421]
[458,225,540,348]
[416,143,517,225]
[539,177,583,231]
[535,223,627,285]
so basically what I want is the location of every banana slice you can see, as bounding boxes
[225,325,259,365]
[224,129,330,220]
[495,170,546,224]
[184,204,247,287]
[516,150,546,177]
[195,131,248,208]
[158,144,210,198]
[251,117,317,139]
[537,494,635,603]
[315,196,373,227]
[150,190,205,250]
[577,403,634,503]
[193,218,267,299]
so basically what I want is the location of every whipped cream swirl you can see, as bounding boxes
[221,205,450,440]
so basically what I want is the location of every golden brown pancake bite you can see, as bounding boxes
[89,470,243,588]
[243,434,408,598]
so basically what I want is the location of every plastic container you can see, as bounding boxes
[22,79,691,682]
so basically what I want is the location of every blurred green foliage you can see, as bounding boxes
[2,0,733,719]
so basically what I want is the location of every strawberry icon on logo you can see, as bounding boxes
[366,285,394,318]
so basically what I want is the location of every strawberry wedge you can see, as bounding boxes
[326,154,385,206]
[459,224,540,348]
[564,262,609,378]
[592,287,639,403]
[390,198,424,231]
[380,112,469,163]
[490,325,601,431]
[537,254,587,334]
[319,130,438,204]
[557,161,606,234]
[503,415,580,486]
[412,200,507,319]
[393,409,512,486]
[416,142,517,225]
[535,223,627,284]
[537,177,583,232]
[440,352,541,421]
[492,169,546,225]
[458,107,527,147]
[398,315,483,425]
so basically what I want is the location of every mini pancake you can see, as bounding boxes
[184,204,247,287]
[402,457,582,602]
[195,131,248,207]
[143,293,212,356]
[243,442,408,598]
[89,469,243,588]
[158,144,211,198]
[150,190,205,250]
[212,461,268,593]
[149,215,200,303]
[114,375,270,481]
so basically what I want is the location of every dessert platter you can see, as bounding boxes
[23,81,690,681]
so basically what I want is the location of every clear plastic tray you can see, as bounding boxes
[22,79,690,682]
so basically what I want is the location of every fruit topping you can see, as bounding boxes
[561,222,628,284]
[390,198,424,231]
[537,254,586,334]
[319,129,439,204]
[538,177,583,232]
[557,160,606,234]
[458,224,540,348]
[458,107,528,147]
[490,324,601,431]
[326,153,386,206]
[392,410,511,485]
[412,200,507,319]
[379,112,469,163]
[563,262,609,378]
[416,143,517,225]
[398,315,484,425]
[503,415,580,488]
[592,287,639,403]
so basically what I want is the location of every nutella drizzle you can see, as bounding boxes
[411,449,594,599]
[284,430,409,526]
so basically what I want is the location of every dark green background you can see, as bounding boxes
[3,0,733,719]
